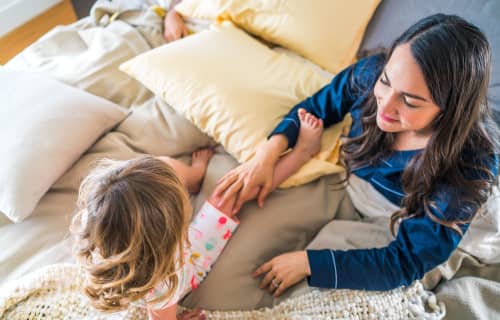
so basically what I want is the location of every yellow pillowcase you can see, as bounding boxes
[175,0,380,74]
[120,23,351,188]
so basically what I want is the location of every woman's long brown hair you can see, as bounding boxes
[342,14,499,235]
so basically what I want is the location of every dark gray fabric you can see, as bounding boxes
[358,0,500,124]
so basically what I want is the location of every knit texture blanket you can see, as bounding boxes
[0,264,445,319]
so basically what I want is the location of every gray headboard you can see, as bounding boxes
[358,0,500,125]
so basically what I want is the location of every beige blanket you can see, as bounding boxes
[0,263,445,320]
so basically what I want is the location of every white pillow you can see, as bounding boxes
[0,68,127,223]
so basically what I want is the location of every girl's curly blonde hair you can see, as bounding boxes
[70,156,191,312]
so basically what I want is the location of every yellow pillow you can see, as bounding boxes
[120,23,351,188]
[175,0,380,74]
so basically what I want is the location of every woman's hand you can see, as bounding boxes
[163,10,189,42]
[214,153,274,213]
[252,251,311,298]
[214,135,289,213]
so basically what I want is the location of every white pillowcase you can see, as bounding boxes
[0,68,127,223]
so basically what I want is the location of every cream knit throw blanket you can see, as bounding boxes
[0,264,445,319]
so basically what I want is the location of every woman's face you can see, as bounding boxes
[373,43,441,136]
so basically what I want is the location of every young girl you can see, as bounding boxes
[71,112,324,319]
[215,14,500,297]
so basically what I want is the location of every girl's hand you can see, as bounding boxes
[177,309,206,320]
[163,10,189,42]
[252,251,311,298]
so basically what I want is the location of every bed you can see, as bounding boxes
[1,0,499,319]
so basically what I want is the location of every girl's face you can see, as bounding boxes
[373,44,441,137]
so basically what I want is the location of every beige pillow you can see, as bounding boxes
[0,68,127,222]
[120,23,351,188]
[175,0,381,73]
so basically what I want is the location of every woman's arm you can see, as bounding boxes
[213,116,322,214]
[306,213,464,291]
[254,209,466,296]
[215,55,385,211]
[214,61,356,211]
[269,54,384,150]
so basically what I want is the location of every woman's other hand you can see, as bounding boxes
[163,10,189,42]
[252,251,311,298]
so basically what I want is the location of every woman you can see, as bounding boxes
[214,14,499,297]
